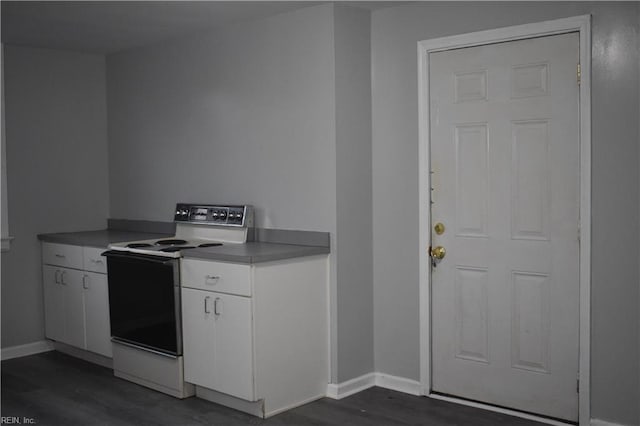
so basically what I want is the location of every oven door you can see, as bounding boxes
[102,250,182,357]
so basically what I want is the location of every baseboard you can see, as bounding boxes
[326,372,376,399]
[326,372,421,400]
[1,340,53,361]
[591,419,628,426]
[375,373,422,395]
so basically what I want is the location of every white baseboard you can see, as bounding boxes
[326,372,376,399]
[591,419,628,426]
[1,340,53,361]
[326,372,421,400]
[375,373,422,395]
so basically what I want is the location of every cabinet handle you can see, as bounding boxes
[55,270,61,284]
[55,254,66,259]
[205,275,220,284]
[204,296,212,314]
[60,271,67,285]
[91,259,103,264]
[214,297,222,316]
[82,275,89,290]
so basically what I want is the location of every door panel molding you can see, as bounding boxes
[418,15,591,425]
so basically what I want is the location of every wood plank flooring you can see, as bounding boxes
[1,351,546,425]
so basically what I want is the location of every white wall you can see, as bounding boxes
[334,5,374,381]
[371,3,639,424]
[1,46,109,347]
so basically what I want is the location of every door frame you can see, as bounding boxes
[417,15,591,425]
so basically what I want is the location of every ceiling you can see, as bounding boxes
[1,1,401,54]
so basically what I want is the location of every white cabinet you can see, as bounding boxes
[84,272,112,357]
[182,287,254,401]
[42,265,66,342]
[42,242,112,358]
[42,243,83,270]
[181,256,329,418]
[83,247,108,274]
[42,265,85,348]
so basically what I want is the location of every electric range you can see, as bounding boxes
[102,203,253,399]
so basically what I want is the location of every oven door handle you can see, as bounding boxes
[101,250,177,265]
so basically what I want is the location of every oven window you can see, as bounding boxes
[105,254,179,355]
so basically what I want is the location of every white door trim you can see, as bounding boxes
[418,15,591,425]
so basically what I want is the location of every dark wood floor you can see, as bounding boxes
[2,351,545,425]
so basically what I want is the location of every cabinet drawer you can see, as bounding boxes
[83,247,107,274]
[181,259,251,296]
[42,243,83,269]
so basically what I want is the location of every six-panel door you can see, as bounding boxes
[429,33,580,421]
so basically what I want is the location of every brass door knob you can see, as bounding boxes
[434,222,445,235]
[431,246,446,260]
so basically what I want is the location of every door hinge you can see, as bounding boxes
[577,63,581,85]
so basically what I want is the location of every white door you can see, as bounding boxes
[430,33,580,421]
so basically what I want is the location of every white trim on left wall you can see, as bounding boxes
[1,340,54,361]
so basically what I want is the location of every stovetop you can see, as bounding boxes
[109,237,226,258]
[108,203,253,258]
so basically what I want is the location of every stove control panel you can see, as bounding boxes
[174,204,253,227]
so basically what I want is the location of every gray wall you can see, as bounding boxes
[107,4,336,232]
[371,3,639,424]
[333,5,374,381]
[107,4,375,383]
[1,46,109,347]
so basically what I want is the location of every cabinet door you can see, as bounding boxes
[84,272,112,357]
[60,268,86,349]
[211,292,254,401]
[182,288,216,388]
[182,288,254,401]
[43,266,65,342]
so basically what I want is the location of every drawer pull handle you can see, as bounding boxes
[90,259,103,264]
[214,297,222,316]
[55,270,61,284]
[205,275,220,284]
[55,254,66,259]
[82,275,89,290]
[204,296,212,314]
